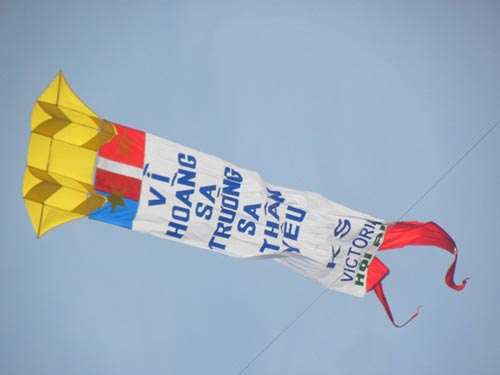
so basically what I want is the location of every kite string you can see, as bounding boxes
[235,117,500,375]
[398,117,500,221]
[236,287,331,375]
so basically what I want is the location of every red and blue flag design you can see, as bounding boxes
[90,124,145,229]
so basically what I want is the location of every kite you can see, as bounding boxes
[23,72,467,327]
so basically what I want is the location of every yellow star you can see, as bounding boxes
[116,132,135,158]
[107,187,126,212]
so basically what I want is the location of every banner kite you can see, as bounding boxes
[23,72,467,326]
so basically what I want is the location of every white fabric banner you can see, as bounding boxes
[131,133,386,297]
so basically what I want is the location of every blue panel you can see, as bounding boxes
[89,192,139,229]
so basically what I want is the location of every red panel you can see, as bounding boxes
[379,221,456,252]
[94,168,141,201]
[379,221,467,291]
[372,221,468,327]
[99,123,145,168]
[365,256,389,292]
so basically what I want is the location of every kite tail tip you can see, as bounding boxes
[444,244,468,291]
[452,277,470,291]
[373,282,423,328]
[393,305,423,329]
[445,263,469,291]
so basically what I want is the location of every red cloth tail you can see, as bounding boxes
[379,221,468,291]
[366,221,467,327]
[366,256,421,328]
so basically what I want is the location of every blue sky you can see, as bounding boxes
[2,1,499,374]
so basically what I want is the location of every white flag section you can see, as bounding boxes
[130,133,386,297]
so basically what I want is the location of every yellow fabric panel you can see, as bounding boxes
[44,187,90,211]
[34,101,100,141]
[36,100,108,134]
[34,118,71,138]
[38,72,97,117]
[24,180,60,203]
[32,78,116,149]
[73,194,106,215]
[36,75,60,110]
[39,206,85,237]
[27,166,59,185]
[23,168,41,197]
[50,171,95,193]
[53,122,100,146]
[59,106,100,130]
[27,153,97,195]
[57,74,97,117]
[82,119,117,150]
[31,101,53,130]
[24,199,43,236]
[48,140,96,183]
[33,102,115,150]
[82,130,116,151]
[24,72,116,237]
[27,133,51,170]
[36,101,69,124]
[99,119,116,134]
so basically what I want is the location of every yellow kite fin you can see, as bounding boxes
[23,72,116,237]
